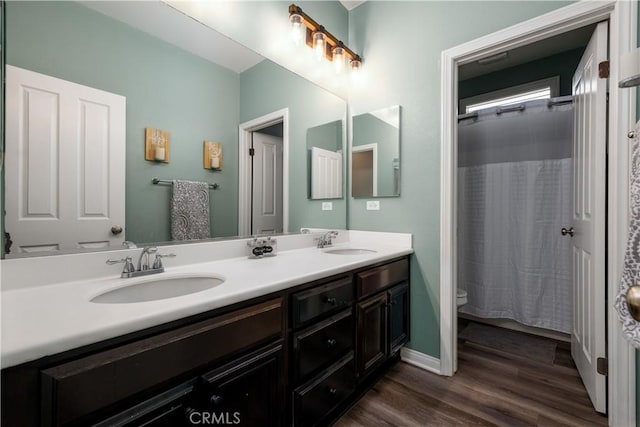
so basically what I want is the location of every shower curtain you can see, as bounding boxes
[457,98,573,334]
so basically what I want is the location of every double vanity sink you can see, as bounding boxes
[1,231,408,368]
[1,230,412,426]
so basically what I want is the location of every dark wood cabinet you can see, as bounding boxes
[292,309,352,383]
[355,259,410,379]
[39,298,283,426]
[1,256,411,427]
[199,343,283,427]
[93,379,198,427]
[292,352,356,427]
[388,282,410,355]
[355,292,388,377]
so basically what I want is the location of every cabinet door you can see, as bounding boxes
[388,282,410,355]
[355,293,388,378]
[93,380,197,427]
[200,343,283,427]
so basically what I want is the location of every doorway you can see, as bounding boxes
[438,2,637,425]
[238,109,289,237]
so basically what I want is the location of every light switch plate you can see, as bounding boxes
[366,200,380,210]
[322,202,333,211]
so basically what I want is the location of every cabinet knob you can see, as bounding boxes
[110,225,123,235]
[326,338,337,347]
[327,387,338,397]
[210,394,223,406]
[324,297,337,305]
[184,407,196,419]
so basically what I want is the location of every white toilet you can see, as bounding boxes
[457,289,468,308]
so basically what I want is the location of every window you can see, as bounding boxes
[459,76,559,114]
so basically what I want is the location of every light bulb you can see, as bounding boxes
[351,58,362,77]
[290,14,304,46]
[333,47,345,74]
[313,31,326,62]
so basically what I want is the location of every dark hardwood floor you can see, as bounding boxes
[335,322,607,426]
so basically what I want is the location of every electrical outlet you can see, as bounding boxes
[322,202,333,211]
[366,200,380,210]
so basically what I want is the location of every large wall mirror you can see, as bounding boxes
[351,105,401,198]
[2,1,347,258]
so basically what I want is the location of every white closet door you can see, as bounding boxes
[5,65,126,255]
[311,147,342,199]
[570,21,607,414]
[252,132,283,235]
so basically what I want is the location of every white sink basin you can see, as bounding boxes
[91,275,224,304]
[324,248,377,255]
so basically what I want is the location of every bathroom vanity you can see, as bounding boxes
[0,232,412,426]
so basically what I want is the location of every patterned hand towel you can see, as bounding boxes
[615,120,640,348]
[171,180,210,240]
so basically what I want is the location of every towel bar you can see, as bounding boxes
[152,177,219,190]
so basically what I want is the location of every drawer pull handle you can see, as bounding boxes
[210,394,223,405]
[328,387,338,397]
[326,338,337,347]
[324,297,337,305]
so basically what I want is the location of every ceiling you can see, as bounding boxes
[340,0,367,11]
[81,1,264,73]
[459,24,596,80]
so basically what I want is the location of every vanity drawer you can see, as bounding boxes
[40,298,283,426]
[356,258,409,298]
[292,309,353,383]
[292,277,353,327]
[293,352,355,427]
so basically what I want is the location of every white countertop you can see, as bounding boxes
[1,231,412,369]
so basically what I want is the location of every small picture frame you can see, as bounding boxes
[204,141,223,170]
[145,128,171,163]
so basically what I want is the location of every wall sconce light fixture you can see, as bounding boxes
[618,47,640,88]
[289,4,362,75]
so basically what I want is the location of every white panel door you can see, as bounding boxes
[252,132,283,235]
[311,147,343,199]
[5,65,126,255]
[570,21,607,414]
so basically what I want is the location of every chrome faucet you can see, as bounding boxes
[137,246,158,271]
[316,231,339,248]
[107,246,176,278]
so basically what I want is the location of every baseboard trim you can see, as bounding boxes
[400,348,441,375]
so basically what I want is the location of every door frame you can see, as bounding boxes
[351,143,378,197]
[238,108,289,236]
[439,1,637,425]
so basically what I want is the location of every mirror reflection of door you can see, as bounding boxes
[4,66,126,256]
[251,124,283,235]
[352,145,378,197]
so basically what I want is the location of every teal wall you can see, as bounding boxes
[459,47,585,100]
[348,1,572,357]
[5,1,240,244]
[240,60,347,230]
[352,113,399,196]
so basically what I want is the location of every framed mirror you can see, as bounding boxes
[2,1,347,258]
[307,120,344,200]
[351,105,401,198]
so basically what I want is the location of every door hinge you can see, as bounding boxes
[249,148,255,156]
[597,357,608,376]
[598,61,610,79]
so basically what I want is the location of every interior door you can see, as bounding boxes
[5,65,126,255]
[251,131,283,235]
[311,147,343,199]
[570,21,607,414]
